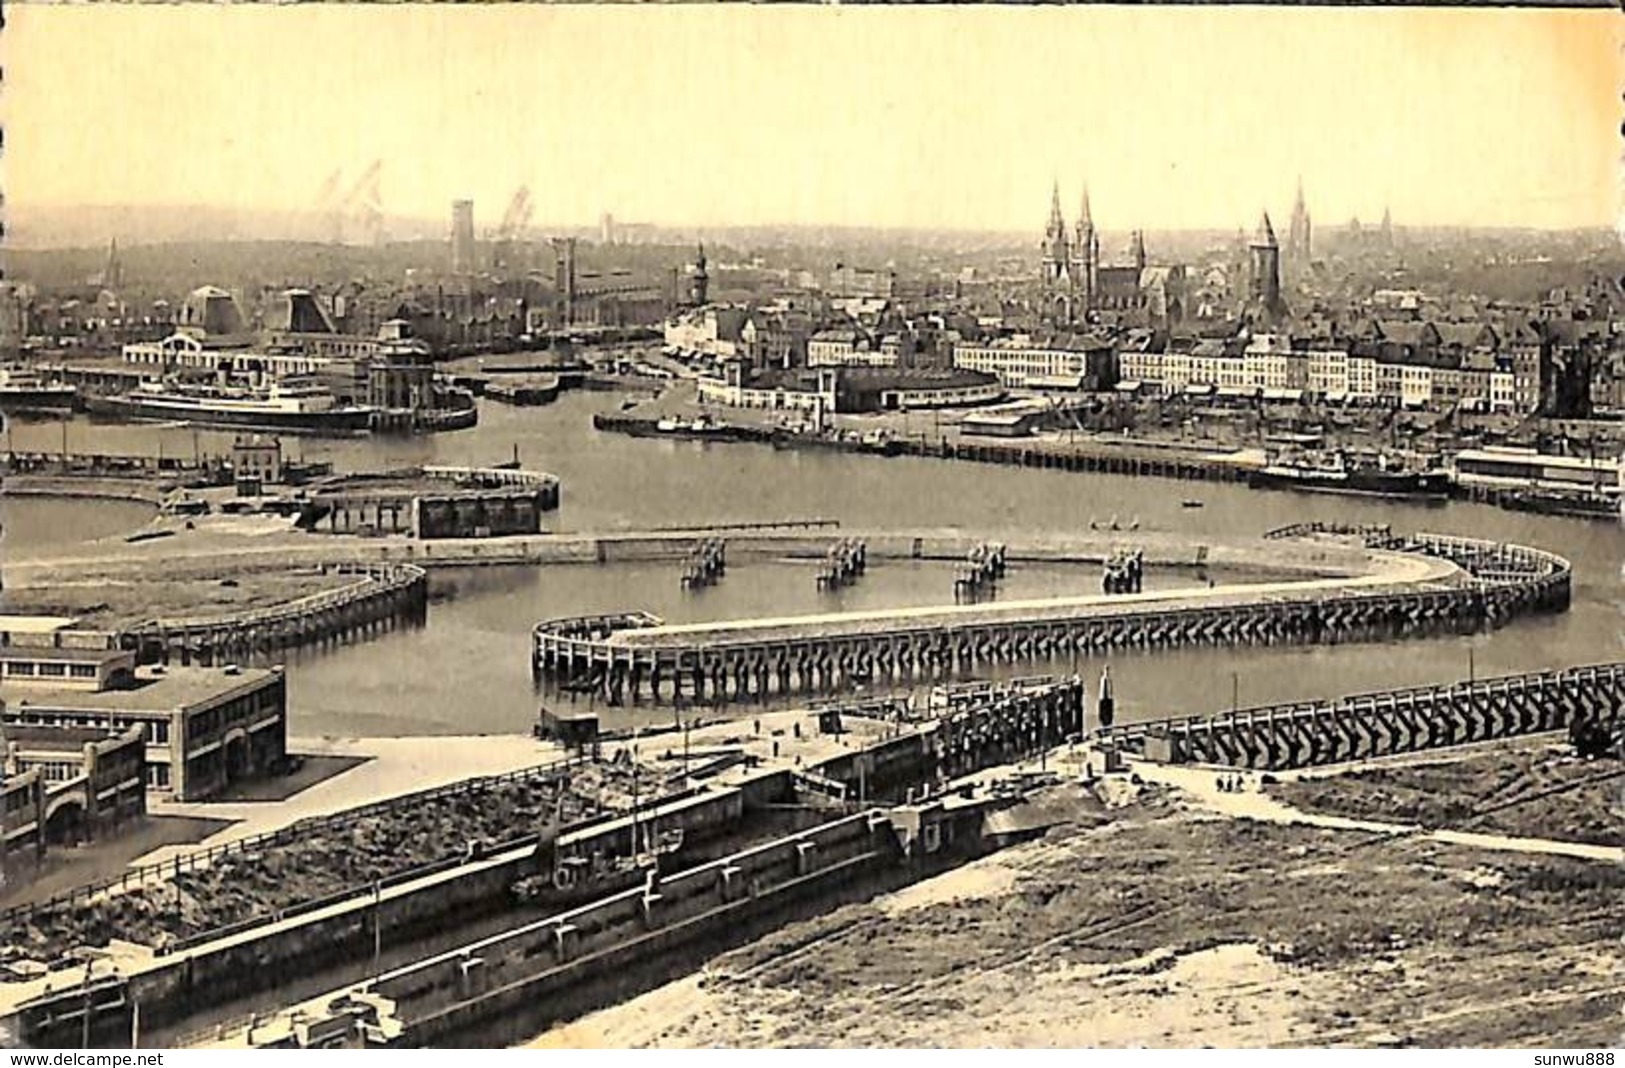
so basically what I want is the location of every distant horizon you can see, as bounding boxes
[7,201,1619,257]
[4,6,1615,238]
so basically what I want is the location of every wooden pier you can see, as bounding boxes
[816,538,868,590]
[533,532,1571,706]
[1108,661,1625,770]
[124,563,429,666]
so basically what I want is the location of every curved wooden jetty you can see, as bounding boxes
[533,532,1571,705]
[126,563,429,666]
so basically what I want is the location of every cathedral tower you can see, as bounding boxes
[1073,185,1098,311]
[1249,211,1284,320]
[1287,177,1312,265]
[688,241,709,306]
[1041,180,1071,287]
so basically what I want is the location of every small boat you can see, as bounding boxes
[655,418,680,433]
[1182,499,1204,509]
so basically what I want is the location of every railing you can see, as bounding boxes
[129,563,426,635]
[159,830,547,956]
[0,752,587,930]
[534,611,663,643]
[1264,522,1395,541]
[633,517,841,534]
[1102,661,1625,752]
[420,465,559,489]
[0,450,229,474]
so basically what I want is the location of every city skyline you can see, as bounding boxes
[4,6,1616,237]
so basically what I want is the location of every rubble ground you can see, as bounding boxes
[2,761,654,964]
[1272,741,1625,848]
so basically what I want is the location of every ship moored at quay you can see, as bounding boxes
[83,378,377,435]
[0,366,79,414]
[1247,453,1453,501]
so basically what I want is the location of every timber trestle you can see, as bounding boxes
[532,532,1571,706]
[1107,662,1625,770]
[123,563,429,667]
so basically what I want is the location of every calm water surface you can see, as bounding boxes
[6,395,1621,736]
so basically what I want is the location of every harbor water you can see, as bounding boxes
[4,392,1622,737]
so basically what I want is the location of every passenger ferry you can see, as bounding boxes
[84,377,375,435]
[0,367,78,414]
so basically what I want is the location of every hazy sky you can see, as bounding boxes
[4,5,1616,233]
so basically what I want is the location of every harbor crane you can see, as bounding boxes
[313,170,343,242]
[328,160,384,246]
[491,186,534,272]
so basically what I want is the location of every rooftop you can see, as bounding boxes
[0,665,281,715]
[0,646,130,665]
[0,617,78,635]
[2,723,124,751]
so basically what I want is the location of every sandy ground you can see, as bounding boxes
[528,741,1625,1049]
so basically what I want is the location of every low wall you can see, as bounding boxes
[0,476,170,506]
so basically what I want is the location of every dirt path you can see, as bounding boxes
[1133,759,1625,864]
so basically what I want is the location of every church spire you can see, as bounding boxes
[1252,211,1278,249]
[1078,184,1093,229]
[1041,178,1071,296]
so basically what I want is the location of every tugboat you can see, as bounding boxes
[1248,449,1450,501]
[511,802,685,907]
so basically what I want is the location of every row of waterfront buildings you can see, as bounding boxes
[678,307,1615,417]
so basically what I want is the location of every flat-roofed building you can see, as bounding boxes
[0,665,287,801]
[951,334,1117,390]
[0,645,135,692]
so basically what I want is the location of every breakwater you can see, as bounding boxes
[1,676,1083,1047]
[123,563,429,666]
[261,801,996,1049]
[532,532,1571,705]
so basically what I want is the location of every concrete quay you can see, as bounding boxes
[532,532,1572,705]
[3,521,1364,581]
